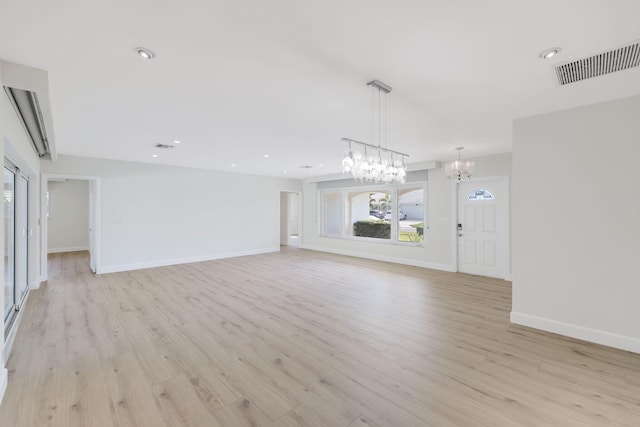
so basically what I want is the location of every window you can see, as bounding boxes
[321,184,426,244]
[355,190,391,240]
[398,187,424,243]
[467,189,493,200]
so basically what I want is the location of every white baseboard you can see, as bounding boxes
[29,280,40,290]
[510,311,640,354]
[5,289,31,351]
[48,246,89,254]
[99,247,280,274]
[0,368,7,406]
[301,244,456,272]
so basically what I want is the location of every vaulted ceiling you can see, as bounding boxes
[1,0,639,178]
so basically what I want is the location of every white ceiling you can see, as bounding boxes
[1,0,639,179]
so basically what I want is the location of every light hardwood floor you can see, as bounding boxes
[1,249,640,426]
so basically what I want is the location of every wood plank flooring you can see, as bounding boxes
[1,249,640,426]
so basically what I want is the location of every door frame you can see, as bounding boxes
[40,173,102,281]
[14,171,29,308]
[279,190,302,247]
[3,148,37,360]
[450,175,510,279]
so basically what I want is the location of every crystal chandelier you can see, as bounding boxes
[342,80,408,184]
[445,146,474,182]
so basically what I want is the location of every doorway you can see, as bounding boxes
[41,174,101,280]
[456,177,509,279]
[280,191,301,247]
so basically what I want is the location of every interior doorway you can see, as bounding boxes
[280,191,301,247]
[41,174,101,280]
[456,177,509,279]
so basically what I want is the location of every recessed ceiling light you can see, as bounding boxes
[231,163,236,167]
[283,170,287,174]
[151,154,158,158]
[136,47,156,59]
[263,154,270,158]
[172,140,181,144]
[319,163,324,167]
[539,47,561,59]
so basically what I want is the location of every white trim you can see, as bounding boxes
[47,246,89,254]
[41,174,102,279]
[3,137,37,177]
[0,368,7,406]
[99,247,280,274]
[510,312,640,354]
[279,190,303,247]
[450,180,458,272]
[4,289,32,365]
[318,233,424,248]
[302,244,456,272]
[453,175,510,279]
[29,280,39,290]
[503,176,511,280]
[317,180,428,193]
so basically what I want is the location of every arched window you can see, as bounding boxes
[467,189,493,200]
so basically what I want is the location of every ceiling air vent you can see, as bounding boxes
[554,41,640,86]
[154,143,174,149]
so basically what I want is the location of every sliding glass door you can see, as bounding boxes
[4,162,29,329]
[4,167,15,322]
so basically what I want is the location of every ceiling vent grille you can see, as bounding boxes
[554,41,640,85]
[154,143,174,149]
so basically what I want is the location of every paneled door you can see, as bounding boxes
[457,178,508,279]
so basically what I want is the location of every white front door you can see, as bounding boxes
[457,177,508,279]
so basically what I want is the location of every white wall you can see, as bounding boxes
[512,95,640,353]
[302,153,512,271]
[41,155,302,273]
[288,192,299,236]
[47,180,89,253]
[0,60,43,403]
[280,192,288,245]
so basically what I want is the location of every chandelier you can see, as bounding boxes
[342,80,408,184]
[445,146,474,182]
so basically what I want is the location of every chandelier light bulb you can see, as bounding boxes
[445,147,474,182]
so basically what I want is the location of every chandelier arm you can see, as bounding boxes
[341,138,409,158]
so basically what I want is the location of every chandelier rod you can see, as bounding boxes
[341,137,409,158]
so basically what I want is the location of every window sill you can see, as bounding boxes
[319,234,424,248]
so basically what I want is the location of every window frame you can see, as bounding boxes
[319,182,427,247]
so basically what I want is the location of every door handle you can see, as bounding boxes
[458,233,463,237]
